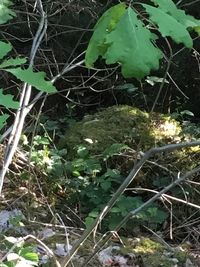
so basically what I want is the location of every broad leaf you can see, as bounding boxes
[101,180,111,191]
[104,8,162,78]
[143,4,193,48]
[0,89,19,109]
[0,57,27,68]
[0,41,12,60]
[0,0,16,24]
[6,67,56,93]
[85,1,199,79]
[151,0,200,32]
[180,110,194,117]
[85,3,127,67]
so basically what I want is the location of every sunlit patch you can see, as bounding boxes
[160,121,178,135]
[84,138,97,144]
[152,119,181,140]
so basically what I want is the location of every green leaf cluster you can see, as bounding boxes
[85,0,200,79]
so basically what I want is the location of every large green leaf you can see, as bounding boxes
[0,41,12,60]
[104,7,162,78]
[0,57,27,68]
[143,4,193,48]
[151,0,200,32]
[0,0,16,24]
[85,3,127,67]
[0,89,19,109]
[6,67,56,93]
[85,1,199,79]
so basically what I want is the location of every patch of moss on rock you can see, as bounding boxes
[60,105,181,158]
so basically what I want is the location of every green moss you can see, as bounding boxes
[60,105,181,158]
[121,238,194,267]
[134,238,164,253]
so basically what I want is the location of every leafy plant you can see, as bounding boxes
[0,1,56,139]
[0,236,39,267]
[54,144,168,231]
[85,0,200,79]
[21,134,52,170]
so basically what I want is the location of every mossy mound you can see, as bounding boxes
[60,105,181,158]
[59,105,200,188]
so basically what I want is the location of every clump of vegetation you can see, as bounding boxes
[59,105,200,178]
[0,235,39,267]
[47,141,169,232]
[53,105,200,234]
[59,105,181,158]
